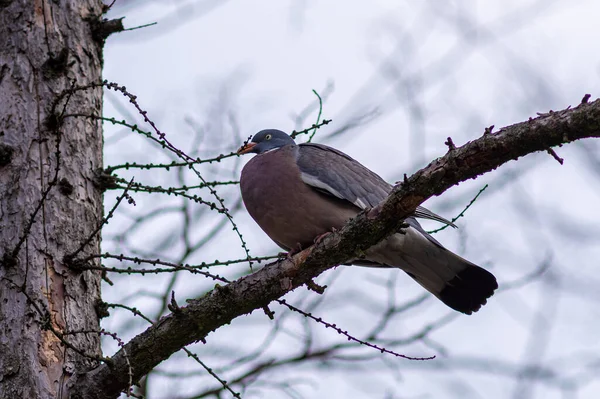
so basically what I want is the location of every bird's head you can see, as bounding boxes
[237,129,296,155]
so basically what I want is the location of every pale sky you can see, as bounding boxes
[101,1,600,398]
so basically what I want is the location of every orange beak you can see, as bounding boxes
[237,142,257,155]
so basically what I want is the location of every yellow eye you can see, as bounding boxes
[265,134,272,140]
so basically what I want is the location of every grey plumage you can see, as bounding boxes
[297,143,389,208]
[238,129,497,314]
[298,143,457,226]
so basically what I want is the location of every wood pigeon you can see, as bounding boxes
[238,129,497,314]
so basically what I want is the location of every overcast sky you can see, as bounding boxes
[101,1,600,398]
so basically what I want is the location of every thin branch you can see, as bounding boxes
[276,299,434,361]
[290,119,332,139]
[427,184,488,234]
[307,90,324,143]
[66,82,255,265]
[80,253,279,270]
[64,179,135,262]
[124,22,158,32]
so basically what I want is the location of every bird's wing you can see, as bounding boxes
[297,143,456,227]
[297,143,390,209]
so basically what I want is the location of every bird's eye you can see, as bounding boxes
[265,134,272,140]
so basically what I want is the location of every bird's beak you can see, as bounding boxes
[237,142,257,155]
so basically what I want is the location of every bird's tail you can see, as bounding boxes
[363,221,497,314]
[411,255,498,314]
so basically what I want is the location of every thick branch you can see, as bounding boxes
[71,99,600,399]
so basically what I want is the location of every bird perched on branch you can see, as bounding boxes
[237,129,497,314]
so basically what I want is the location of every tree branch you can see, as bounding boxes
[70,99,600,399]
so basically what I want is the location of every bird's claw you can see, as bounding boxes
[313,227,337,246]
[278,243,303,261]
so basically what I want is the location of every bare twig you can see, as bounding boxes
[428,184,488,234]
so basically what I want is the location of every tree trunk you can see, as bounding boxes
[0,0,104,398]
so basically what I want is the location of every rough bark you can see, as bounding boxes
[72,100,600,399]
[0,1,104,398]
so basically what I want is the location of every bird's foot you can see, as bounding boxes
[278,243,303,261]
[313,227,337,246]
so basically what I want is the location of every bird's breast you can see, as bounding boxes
[240,146,359,250]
